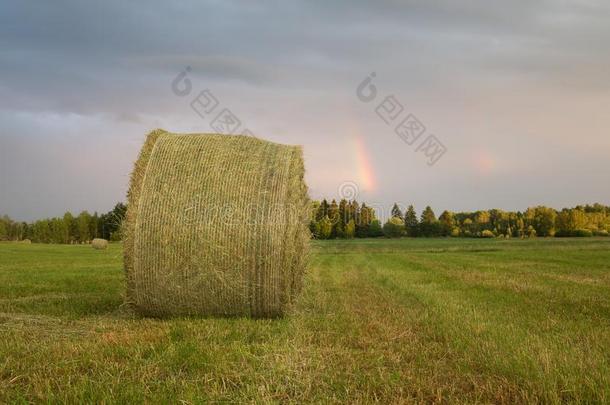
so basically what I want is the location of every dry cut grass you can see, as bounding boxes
[0,238,609,403]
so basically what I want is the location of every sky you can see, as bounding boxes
[1,0,609,221]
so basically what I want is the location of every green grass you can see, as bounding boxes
[1,238,609,403]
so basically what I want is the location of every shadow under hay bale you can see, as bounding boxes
[124,130,310,318]
[92,238,108,250]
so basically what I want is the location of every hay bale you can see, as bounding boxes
[124,130,310,318]
[21,239,32,244]
[92,238,108,250]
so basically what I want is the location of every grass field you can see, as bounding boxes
[1,238,609,403]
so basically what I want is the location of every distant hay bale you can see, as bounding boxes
[92,238,108,250]
[21,239,32,244]
[124,130,310,318]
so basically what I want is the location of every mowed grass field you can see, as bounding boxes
[1,239,609,403]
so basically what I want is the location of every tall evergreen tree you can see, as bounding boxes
[337,199,348,237]
[357,202,373,237]
[349,200,360,226]
[419,206,440,237]
[103,203,127,241]
[404,205,419,237]
[316,199,329,222]
[391,203,403,219]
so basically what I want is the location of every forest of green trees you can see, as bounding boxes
[309,200,610,239]
[1,201,609,243]
[0,203,126,243]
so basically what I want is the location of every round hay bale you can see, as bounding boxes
[21,239,32,244]
[124,130,310,318]
[92,238,109,250]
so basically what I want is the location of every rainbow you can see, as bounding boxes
[353,135,376,192]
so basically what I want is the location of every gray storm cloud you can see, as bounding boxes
[1,0,609,220]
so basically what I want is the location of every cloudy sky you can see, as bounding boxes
[1,0,609,221]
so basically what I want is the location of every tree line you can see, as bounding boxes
[0,203,126,243]
[309,200,610,239]
[2,201,609,243]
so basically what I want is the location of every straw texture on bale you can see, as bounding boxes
[124,130,310,318]
[92,238,109,250]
